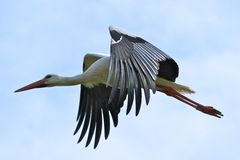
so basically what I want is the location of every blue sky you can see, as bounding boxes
[1,0,240,160]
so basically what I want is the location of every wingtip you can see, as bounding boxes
[135,110,140,116]
[93,141,99,149]
[126,109,130,115]
[104,132,110,140]
[73,129,78,135]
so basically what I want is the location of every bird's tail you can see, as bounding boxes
[156,77,195,94]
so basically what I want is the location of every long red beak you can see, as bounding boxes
[15,79,47,93]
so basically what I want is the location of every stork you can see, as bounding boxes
[15,26,223,148]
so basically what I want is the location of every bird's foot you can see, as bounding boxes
[196,106,223,118]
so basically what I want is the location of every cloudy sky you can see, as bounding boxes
[1,0,240,160]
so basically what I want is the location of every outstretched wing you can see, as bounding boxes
[107,26,175,116]
[74,54,126,148]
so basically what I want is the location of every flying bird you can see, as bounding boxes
[15,26,223,148]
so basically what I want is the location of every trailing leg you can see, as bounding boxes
[157,86,223,118]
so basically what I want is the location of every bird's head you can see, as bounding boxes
[15,74,61,92]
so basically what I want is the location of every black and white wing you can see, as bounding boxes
[74,54,127,148]
[107,26,174,116]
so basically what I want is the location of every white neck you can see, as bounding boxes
[54,74,86,86]
[51,56,110,87]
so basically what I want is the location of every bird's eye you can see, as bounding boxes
[44,75,52,79]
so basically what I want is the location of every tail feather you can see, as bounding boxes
[156,77,195,94]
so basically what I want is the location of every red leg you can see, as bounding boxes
[158,86,223,118]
